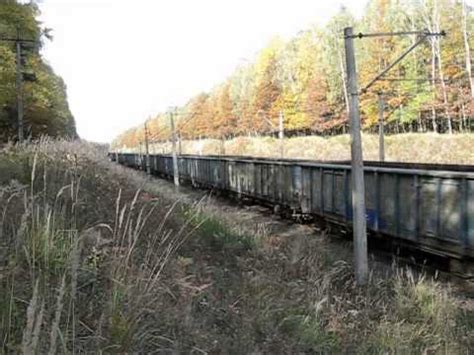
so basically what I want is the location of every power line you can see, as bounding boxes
[0,36,37,43]
[360,31,445,93]
[345,30,446,39]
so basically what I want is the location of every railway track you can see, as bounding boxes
[110,152,474,277]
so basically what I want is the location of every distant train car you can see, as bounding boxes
[111,152,474,263]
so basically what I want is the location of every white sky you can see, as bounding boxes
[38,0,368,143]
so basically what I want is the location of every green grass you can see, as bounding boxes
[189,211,256,253]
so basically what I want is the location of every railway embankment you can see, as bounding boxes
[117,133,474,165]
[0,140,472,353]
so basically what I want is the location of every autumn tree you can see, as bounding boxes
[251,39,283,133]
[0,0,76,141]
[114,0,473,148]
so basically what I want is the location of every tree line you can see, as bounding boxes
[114,0,473,149]
[0,0,76,142]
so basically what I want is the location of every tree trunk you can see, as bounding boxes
[339,49,350,114]
[422,0,439,132]
[462,0,474,98]
[436,49,452,134]
[430,38,439,132]
[433,0,452,134]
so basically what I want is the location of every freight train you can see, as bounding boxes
[110,152,474,271]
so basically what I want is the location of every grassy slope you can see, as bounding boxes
[0,140,472,353]
[143,133,474,165]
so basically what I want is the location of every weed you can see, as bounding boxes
[190,212,256,254]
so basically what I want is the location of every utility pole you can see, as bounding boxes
[169,108,180,187]
[0,32,38,142]
[378,93,385,162]
[15,38,24,143]
[342,27,445,285]
[344,27,368,286]
[279,111,284,159]
[144,122,151,174]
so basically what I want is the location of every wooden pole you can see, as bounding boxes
[378,93,385,162]
[344,27,368,285]
[170,109,180,187]
[178,132,182,155]
[138,139,142,162]
[15,38,24,143]
[220,136,225,155]
[279,111,284,159]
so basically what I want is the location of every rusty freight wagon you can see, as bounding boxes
[111,152,474,266]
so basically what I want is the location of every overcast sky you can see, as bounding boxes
[38,0,370,143]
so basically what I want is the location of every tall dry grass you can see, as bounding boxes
[0,138,196,352]
[0,138,472,353]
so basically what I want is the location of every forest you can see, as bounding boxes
[0,0,76,142]
[114,0,474,149]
